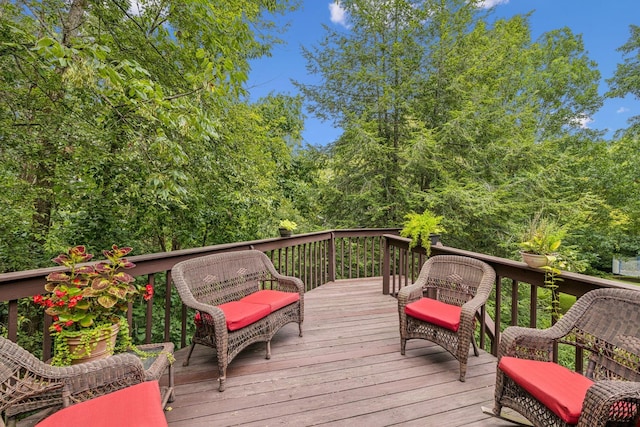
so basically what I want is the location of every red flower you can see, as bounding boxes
[143,284,154,301]
[54,324,62,333]
[33,295,44,305]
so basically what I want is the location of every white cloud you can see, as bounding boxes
[575,115,594,129]
[329,1,349,27]
[617,107,630,113]
[478,0,510,8]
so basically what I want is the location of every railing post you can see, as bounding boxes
[328,232,336,282]
[382,236,390,295]
[145,274,155,343]
[492,274,502,356]
[165,270,172,343]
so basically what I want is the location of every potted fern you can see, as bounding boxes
[400,209,445,255]
[278,220,298,237]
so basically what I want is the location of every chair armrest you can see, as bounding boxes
[460,291,491,326]
[174,293,228,337]
[272,275,305,295]
[577,380,640,427]
[497,325,560,362]
[397,282,424,307]
[61,353,147,406]
[262,261,304,294]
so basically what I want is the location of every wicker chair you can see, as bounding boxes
[0,336,146,426]
[398,255,496,382]
[171,250,304,391]
[494,287,640,427]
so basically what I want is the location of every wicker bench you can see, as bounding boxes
[171,250,304,391]
[494,288,640,427]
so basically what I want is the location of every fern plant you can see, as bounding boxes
[400,209,445,255]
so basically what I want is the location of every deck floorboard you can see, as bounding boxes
[164,278,522,427]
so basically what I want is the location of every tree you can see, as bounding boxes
[297,0,436,226]
[298,0,603,261]
[0,0,301,268]
[607,24,640,138]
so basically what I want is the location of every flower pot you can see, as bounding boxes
[64,323,120,365]
[520,251,550,268]
[279,228,292,237]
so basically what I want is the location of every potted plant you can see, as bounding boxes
[518,215,567,268]
[400,209,445,256]
[33,245,153,365]
[278,220,298,237]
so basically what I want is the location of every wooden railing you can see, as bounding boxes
[382,234,639,365]
[2,229,637,365]
[0,229,396,360]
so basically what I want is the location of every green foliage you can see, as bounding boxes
[519,214,566,255]
[0,0,303,269]
[278,220,298,231]
[606,24,640,137]
[400,210,445,254]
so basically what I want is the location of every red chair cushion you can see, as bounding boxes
[405,297,461,332]
[36,381,167,427]
[498,356,594,424]
[240,290,300,312]
[218,301,271,331]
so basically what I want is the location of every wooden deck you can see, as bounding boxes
[164,278,520,427]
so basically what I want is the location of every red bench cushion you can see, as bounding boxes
[405,297,461,332]
[36,381,167,427]
[498,356,594,424]
[218,301,271,331]
[240,290,300,312]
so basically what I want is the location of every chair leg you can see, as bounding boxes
[400,338,406,355]
[265,340,271,360]
[182,341,196,367]
[218,364,227,392]
[459,364,467,382]
[298,321,303,337]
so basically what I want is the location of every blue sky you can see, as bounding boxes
[247,0,640,146]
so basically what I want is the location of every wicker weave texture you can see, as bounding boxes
[494,288,640,427]
[398,255,496,382]
[171,250,304,392]
[0,337,146,423]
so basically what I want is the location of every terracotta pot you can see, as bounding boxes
[520,251,550,268]
[65,323,120,365]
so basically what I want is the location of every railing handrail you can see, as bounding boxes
[383,233,638,294]
[0,228,400,299]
